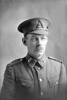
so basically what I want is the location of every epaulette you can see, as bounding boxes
[7,58,23,66]
[48,56,62,63]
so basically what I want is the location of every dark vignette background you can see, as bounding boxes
[0,0,67,91]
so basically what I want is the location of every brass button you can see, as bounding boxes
[40,91,43,96]
[37,67,40,70]
[39,78,42,82]
[56,81,58,85]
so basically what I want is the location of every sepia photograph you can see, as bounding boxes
[0,0,67,100]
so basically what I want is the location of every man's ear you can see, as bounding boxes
[22,38,27,45]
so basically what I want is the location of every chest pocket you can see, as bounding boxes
[21,79,33,87]
[15,78,34,100]
[16,77,34,94]
[46,61,61,96]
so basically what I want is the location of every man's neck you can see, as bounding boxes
[27,53,47,62]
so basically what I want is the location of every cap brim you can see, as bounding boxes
[29,29,48,36]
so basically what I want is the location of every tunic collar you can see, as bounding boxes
[26,53,47,69]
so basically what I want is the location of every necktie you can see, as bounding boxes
[35,61,42,69]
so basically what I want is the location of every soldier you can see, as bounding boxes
[0,17,67,100]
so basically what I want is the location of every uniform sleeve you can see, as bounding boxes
[58,63,67,99]
[0,64,16,100]
[59,63,67,85]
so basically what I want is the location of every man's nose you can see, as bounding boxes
[37,38,42,45]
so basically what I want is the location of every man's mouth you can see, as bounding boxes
[35,47,43,52]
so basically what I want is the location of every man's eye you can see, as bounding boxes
[41,37,46,39]
[31,37,36,41]
[41,36,47,40]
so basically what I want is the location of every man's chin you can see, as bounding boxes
[34,53,44,59]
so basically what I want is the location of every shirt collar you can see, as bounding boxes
[26,53,47,68]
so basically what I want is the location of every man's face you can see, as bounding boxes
[25,32,48,59]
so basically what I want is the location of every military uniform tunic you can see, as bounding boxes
[0,54,67,100]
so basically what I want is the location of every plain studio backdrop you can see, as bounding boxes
[0,0,67,91]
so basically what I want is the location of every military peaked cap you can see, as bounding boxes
[18,17,50,36]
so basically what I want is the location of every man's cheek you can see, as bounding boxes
[30,46,35,52]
